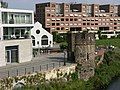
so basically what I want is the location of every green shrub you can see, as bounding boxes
[100,35,107,39]
[60,42,68,51]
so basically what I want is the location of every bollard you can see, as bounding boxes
[53,63,55,69]
[32,67,34,72]
[46,64,48,70]
[59,62,61,67]
[40,65,41,71]
[16,69,18,76]
[25,68,26,75]
[8,71,9,77]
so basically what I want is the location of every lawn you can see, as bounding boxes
[96,39,120,48]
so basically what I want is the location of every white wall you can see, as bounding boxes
[0,39,32,67]
[31,22,53,48]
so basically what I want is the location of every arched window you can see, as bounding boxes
[41,35,48,45]
[31,35,35,46]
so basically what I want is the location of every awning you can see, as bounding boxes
[74,14,78,16]
[95,14,99,16]
[95,19,98,20]
[51,18,55,20]
[61,23,64,26]
[83,14,87,17]
[74,23,77,25]
[83,28,86,30]
[65,14,69,16]
[87,27,91,29]
[83,18,86,21]
[70,14,74,16]
[56,18,60,21]
[99,14,102,16]
[110,18,114,20]
[103,14,106,16]
[87,18,90,20]
[91,27,94,29]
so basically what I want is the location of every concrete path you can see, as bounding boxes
[0,52,71,79]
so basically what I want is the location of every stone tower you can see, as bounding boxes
[75,31,95,80]
[67,31,78,62]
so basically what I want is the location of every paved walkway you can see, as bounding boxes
[0,52,71,79]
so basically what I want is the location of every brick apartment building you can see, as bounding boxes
[36,2,120,37]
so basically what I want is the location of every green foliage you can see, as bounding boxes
[1,50,120,90]
[24,50,120,90]
[111,36,116,39]
[52,32,67,43]
[100,35,107,39]
[117,34,120,38]
[96,38,120,48]
[60,42,68,51]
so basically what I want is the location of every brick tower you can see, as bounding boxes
[75,31,95,80]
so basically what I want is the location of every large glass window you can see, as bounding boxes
[2,12,32,24]
[2,12,8,24]
[3,27,29,40]
[41,35,48,45]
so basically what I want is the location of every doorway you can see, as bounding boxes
[5,46,19,63]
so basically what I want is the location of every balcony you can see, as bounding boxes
[3,33,30,40]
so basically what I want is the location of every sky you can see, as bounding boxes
[4,0,120,10]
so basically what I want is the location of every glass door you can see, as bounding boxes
[5,46,19,63]
[6,50,11,63]
[11,49,18,63]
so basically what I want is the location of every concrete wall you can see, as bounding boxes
[0,39,32,67]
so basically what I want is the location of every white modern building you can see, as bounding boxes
[0,2,34,67]
[31,22,53,48]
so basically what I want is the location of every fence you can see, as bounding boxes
[0,61,71,79]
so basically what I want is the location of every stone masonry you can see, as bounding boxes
[67,31,95,80]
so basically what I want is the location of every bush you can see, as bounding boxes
[100,35,107,39]
[60,42,68,51]
[52,32,67,43]
[111,36,116,39]
[117,34,120,38]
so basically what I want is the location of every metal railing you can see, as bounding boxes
[0,61,71,79]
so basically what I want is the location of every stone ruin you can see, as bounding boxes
[67,31,95,80]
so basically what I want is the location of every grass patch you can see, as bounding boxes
[96,39,120,48]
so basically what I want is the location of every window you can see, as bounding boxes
[114,23,117,25]
[36,30,40,34]
[95,23,98,25]
[47,13,50,17]
[70,19,73,21]
[56,27,60,30]
[114,27,117,29]
[41,35,48,45]
[61,18,64,21]
[31,35,35,46]
[83,23,86,25]
[52,23,55,26]
[51,4,55,7]
[74,18,78,21]
[87,23,90,25]
[61,27,64,30]
[66,18,69,21]
[56,23,60,26]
